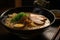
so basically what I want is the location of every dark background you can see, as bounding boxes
[0,0,15,8]
[0,0,60,9]
[47,0,60,9]
[22,0,60,9]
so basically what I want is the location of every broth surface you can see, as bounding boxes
[5,12,50,30]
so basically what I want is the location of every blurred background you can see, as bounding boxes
[0,0,60,9]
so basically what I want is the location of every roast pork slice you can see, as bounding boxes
[30,14,47,24]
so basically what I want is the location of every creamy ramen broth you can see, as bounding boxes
[5,12,50,30]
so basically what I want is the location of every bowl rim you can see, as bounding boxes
[0,7,56,31]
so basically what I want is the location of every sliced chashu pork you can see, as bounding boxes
[29,13,47,24]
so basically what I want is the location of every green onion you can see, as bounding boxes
[11,12,28,23]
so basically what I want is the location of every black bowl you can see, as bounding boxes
[0,7,56,39]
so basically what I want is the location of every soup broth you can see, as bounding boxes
[5,12,50,30]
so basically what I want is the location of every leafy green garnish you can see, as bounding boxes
[11,12,28,23]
